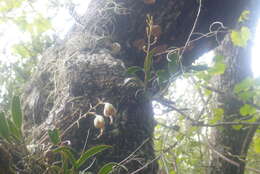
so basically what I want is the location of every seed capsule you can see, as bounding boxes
[103,102,117,124]
[94,115,105,138]
[143,0,156,4]
[151,25,161,37]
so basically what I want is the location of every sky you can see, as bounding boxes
[0,1,259,77]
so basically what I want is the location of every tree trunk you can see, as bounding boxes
[21,0,252,173]
[210,1,259,173]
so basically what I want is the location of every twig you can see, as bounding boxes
[206,138,260,173]
[81,128,91,156]
[130,155,161,174]
[155,30,227,57]
[130,141,179,174]
[193,122,260,127]
[60,101,101,138]
[154,97,195,122]
[190,77,212,120]
[157,122,180,131]
[202,85,260,110]
[179,0,202,72]
[206,138,240,167]
[119,138,150,166]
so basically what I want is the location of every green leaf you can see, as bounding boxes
[98,162,118,174]
[231,27,251,47]
[239,104,256,116]
[232,125,243,130]
[48,129,61,145]
[207,55,226,75]
[126,66,143,75]
[238,91,255,101]
[14,15,29,32]
[156,70,169,85]
[204,89,212,96]
[0,0,26,12]
[53,146,76,167]
[0,112,10,140]
[214,55,224,63]
[7,119,22,141]
[11,96,23,132]
[33,15,52,34]
[196,71,211,81]
[210,108,224,124]
[76,145,111,169]
[254,138,260,153]
[245,116,257,123]
[61,152,69,174]
[167,52,179,74]
[234,77,254,93]
[12,43,32,58]
[238,10,250,23]
[208,63,226,75]
[144,48,156,85]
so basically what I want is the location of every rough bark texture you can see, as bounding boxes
[210,1,259,173]
[21,0,252,173]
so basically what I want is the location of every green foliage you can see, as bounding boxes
[76,145,111,169]
[0,0,55,110]
[254,137,260,153]
[234,77,254,93]
[0,0,26,13]
[53,146,77,166]
[167,52,179,74]
[234,77,258,101]
[51,144,112,173]
[144,48,156,89]
[231,26,251,47]
[126,66,143,75]
[7,118,22,141]
[208,55,226,75]
[210,108,224,124]
[154,47,260,173]
[48,129,61,145]
[156,69,169,85]
[98,162,118,174]
[238,10,250,23]
[11,96,23,132]
[0,96,23,143]
[195,54,226,83]
[126,15,176,94]
[239,104,257,116]
[0,111,10,140]
[48,129,113,173]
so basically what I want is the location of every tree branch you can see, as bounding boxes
[193,121,260,127]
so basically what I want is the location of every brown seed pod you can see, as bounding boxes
[143,0,156,5]
[151,25,161,38]
[153,44,168,54]
[133,39,146,51]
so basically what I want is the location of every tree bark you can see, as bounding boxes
[21,0,253,173]
[210,1,259,173]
